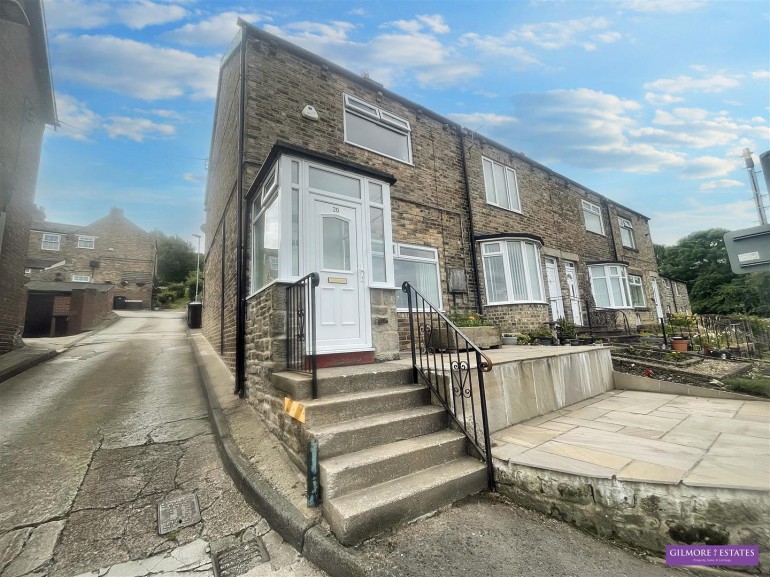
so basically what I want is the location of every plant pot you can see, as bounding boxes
[501,336,518,345]
[427,325,502,350]
[537,337,553,346]
[671,338,689,352]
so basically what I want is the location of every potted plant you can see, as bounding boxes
[555,317,578,345]
[501,333,518,345]
[515,332,531,345]
[529,326,554,346]
[427,312,502,350]
[667,312,697,351]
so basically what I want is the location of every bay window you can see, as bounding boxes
[589,264,632,308]
[628,275,645,307]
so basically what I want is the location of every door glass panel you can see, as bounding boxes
[369,182,383,204]
[309,167,361,198]
[322,216,351,271]
[370,207,386,282]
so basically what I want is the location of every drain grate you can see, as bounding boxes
[157,494,201,535]
[213,537,270,577]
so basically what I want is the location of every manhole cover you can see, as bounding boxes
[213,538,270,577]
[157,494,201,535]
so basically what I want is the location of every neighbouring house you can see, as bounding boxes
[0,0,57,354]
[23,208,156,336]
[201,23,693,544]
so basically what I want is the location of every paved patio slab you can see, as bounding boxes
[491,389,770,491]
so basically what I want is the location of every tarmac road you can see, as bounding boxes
[0,311,324,577]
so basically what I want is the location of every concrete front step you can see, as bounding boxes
[320,430,468,499]
[303,385,428,427]
[271,364,413,400]
[323,457,487,545]
[308,405,447,459]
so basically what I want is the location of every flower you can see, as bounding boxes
[642,369,654,377]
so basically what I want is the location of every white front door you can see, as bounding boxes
[545,258,565,321]
[651,277,664,320]
[311,196,370,352]
[564,262,582,325]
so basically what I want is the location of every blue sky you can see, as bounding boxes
[39,0,770,248]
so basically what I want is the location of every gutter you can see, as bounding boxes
[460,131,484,314]
[235,31,247,397]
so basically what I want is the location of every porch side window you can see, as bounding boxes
[629,274,645,307]
[481,239,544,304]
[589,264,632,309]
[42,233,60,251]
[344,94,412,164]
[395,244,441,310]
[368,182,386,283]
[251,167,281,293]
[482,157,521,213]
[582,200,604,235]
[619,218,635,249]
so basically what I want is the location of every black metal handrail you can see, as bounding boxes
[584,299,634,340]
[401,281,495,491]
[286,273,319,398]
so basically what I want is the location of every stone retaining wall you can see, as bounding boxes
[494,461,770,572]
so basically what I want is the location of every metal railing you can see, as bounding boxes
[664,314,765,360]
[286,273,319,398]
[401,281,495,491]
[584,299,633,340]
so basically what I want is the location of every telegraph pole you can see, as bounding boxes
[742,148,768,225]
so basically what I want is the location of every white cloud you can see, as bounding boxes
[461,17,621,60]
[183,173,206,183]
[618,0,705,13]
[115,1,187,29]
[417,14,450,34]
[644,73,741,95]
[164,11,267,46]
[147,109,186,121]
[459,33,541,68]
[447,112,518,129]
[348,8,367,17]
[751,70,770,79]
[52,94,101,140]
[52,34,220,100]
[264,19,479,89]
[680,156,738,179]
[644,92,685,106]
[650,199,757,245]
[46,0,187,30]
[104,116,176,141]
[699,179,744,191]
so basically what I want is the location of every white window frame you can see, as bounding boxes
[628,274,646,307]
[481,157,521,213]
[71,274,91,282]
[618,217,635,249]
[589,264,633,309]
[250,164,282,295]
[394,243,442,311]
[77,235,95,249]
[343,93,412,164]
[481,239,545,305]
[41,233,60,251]
[582,200,604,235]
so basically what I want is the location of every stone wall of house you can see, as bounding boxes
[0,6,50,354]
[462,133,670,334]
[202,48,240,369]
[659,277,692,316]
[244,282,305,465]
[370,288,399,361]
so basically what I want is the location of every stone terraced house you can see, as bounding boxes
[203,22,690,389]
[201,21,695,546]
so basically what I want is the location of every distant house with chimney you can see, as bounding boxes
[23,207,156,337]
[0,0,58,353]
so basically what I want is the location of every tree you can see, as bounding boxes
[656,228,770,315]
[152,231,198,284]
